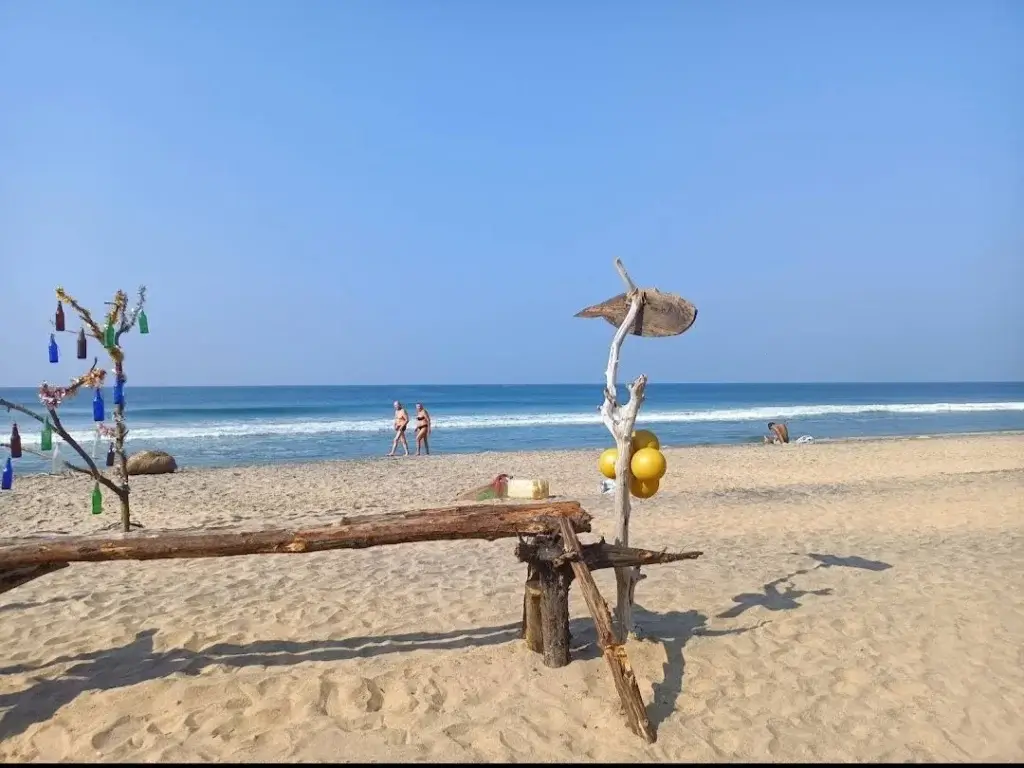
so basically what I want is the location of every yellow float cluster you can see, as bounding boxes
[597,428,667,499]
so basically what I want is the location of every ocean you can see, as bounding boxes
[1,382,1022,473]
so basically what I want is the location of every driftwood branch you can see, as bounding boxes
[557,518,655,743]
[596,259,649,642]
[47,408,123,498]
[516,539,702,571]
[0,564,70,596]
[0,441,90,477]
[0,501,592,570]
[0,398,45,425]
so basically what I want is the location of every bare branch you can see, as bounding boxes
[0,441,94,477]
[0,398,46,425]
[602,292,643,416]
[614,257,638,292]
[47,408,123,498]
[117,285,147,338]
[56,287,105,343]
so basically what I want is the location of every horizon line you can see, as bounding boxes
[2,380,1022,389]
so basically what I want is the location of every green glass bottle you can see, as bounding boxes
[91,484,103,515]
[40,419,53,452]
[104,321,116,348]
[138,310,149,335]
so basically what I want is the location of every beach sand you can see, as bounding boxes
[0,433,1022,762]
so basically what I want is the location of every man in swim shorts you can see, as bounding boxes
[388,401,410,456]
[765,421,790,444]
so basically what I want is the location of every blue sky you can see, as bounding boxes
[1,1,1021,386]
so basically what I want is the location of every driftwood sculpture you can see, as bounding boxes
[575,258,698,642]
[0,286,149,533]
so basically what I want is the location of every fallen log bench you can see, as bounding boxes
[0,501,592,573]
[0,498,703,743]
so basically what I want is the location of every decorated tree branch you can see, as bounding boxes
[0,286,150,533]
[575,259,697,642]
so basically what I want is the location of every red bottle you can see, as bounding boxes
[9,423,22,459]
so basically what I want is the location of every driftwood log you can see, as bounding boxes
[558,518,655,743]
[0,501,591,570]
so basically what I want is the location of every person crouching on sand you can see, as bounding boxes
[764,421,790,444]
[414,402,432,456]
[388,401,410,456]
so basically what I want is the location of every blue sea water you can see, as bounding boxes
[1,382,1022,473]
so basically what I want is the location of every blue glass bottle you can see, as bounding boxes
[92,389,105,422]
[113,378,125,406]
[1,457,12,490]
[48,334,59,364]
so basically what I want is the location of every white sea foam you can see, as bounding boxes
[34,401,1024,444]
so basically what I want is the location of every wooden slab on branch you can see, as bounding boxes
[557,518,655,743]
[517,538,702,571]
[575,288,697,338]
[0,501,591,571]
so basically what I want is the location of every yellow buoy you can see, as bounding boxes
[598,447,618,479]
[632,428,660,452]
[631,446,666,481]
[629,476,659,499]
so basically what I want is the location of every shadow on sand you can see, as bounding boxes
[0,551,893,742]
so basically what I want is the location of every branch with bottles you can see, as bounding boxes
[0,286,150,533]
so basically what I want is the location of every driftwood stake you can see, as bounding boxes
[558,518,655,743]
[0,501,592,570]
[522,577,544,654]
[602,259,647,642]
[537,560,572,668]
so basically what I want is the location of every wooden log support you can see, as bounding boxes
[537,559,573,668]
[557,518,655,743]
[0,501,592,570]
[0,563,70,596]
[516,539,702,571]
[522,577,544,654]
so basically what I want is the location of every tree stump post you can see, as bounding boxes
[536,560,572,668]
[522,576,544,654]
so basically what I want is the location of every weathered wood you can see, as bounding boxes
[537,561,572,668]
[517,539,702,571]
[522,578,544,654]
[0,563,69,596]
[0,502,592,570]
[558,518,655,743]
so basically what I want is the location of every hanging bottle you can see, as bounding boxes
[40,419,53,452]
[106,443,115,467]
[1,458,12,490]
[55,301,66,332]
[104,320,116,348]
[113,377,125,406]
[48,334,59,364]
[9,423,21,459]
[91,483,102,514]
[50,441,60,474]
[138,310,149,335]
[76,328,88,359]
[92,389,105,422]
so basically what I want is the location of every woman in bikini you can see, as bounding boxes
[388,401,410,456]
[414,403,432,455]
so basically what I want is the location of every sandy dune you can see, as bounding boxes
[0,434,1022,762]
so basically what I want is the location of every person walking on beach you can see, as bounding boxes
[414,403,432,456]
[388,401,410,456]
[765,421,790,445]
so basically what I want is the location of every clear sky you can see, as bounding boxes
[1,1,1021,387]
